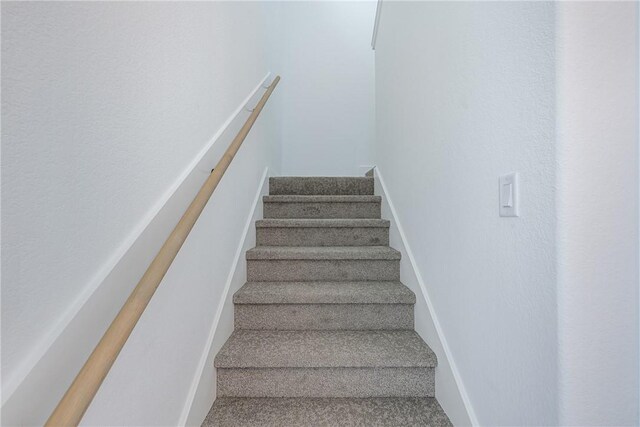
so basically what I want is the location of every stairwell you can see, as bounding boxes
[204,176,452,426]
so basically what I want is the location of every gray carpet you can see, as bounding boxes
[263,194,382,219]
[215,330,436,368]
[233,281,415,304]
[204,177,451,426]
[204,398,452,427]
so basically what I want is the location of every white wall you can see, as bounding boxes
[375,2,640,425]
[1,2,281,425]
[374,2,558,425]
[182,173,268,426]
[374,170,475,426]
[556,3,639,425]
[274,1,376,176]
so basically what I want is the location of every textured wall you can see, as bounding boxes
[274,1,376,176]
[556,3,639,425]
[1,2,280,424]
[374,2,558,425]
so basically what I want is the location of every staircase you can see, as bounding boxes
[204,176,451,426]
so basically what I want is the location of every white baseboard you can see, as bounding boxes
[1,73,273,426]
[373,166,478,427]
[179,167,269,426]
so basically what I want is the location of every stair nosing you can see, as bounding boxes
[264,195,381,203]
[246,246,401,260]
[256,219,390,228]
[233,281,416,305]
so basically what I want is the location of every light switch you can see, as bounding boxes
[499,173,519,217]
[501,182,513,207]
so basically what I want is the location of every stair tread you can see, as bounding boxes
[256,218,389,228]
[214,330,436,368]
[234,281,415,304]
[264,195,381,203]
[270,177,374,195]
[246,246,401,260]
[204,397,452,427]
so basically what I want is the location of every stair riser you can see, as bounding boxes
[208,398,452,427]
[270,178,374,195]
[263,202,381,219]
[256,227,389,246]
[247,260,400,282]
[235,304,413,330]
[217,367,435,398]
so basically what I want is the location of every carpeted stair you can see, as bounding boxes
[203,176,452,426]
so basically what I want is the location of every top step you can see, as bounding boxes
[270,177,374,196]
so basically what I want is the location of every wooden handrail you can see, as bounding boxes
[45,75,281,427]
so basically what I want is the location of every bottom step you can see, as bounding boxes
[204,397,452,427]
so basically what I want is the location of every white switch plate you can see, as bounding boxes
[499,173,519,217]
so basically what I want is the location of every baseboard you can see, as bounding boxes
[1,73,273,426]
[179,168,269,426]
[373,166,478,427]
